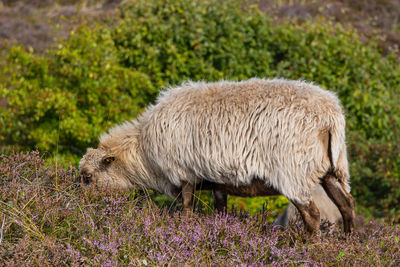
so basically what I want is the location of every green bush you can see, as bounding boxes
[0,26,156,160]
[0,0,399,219]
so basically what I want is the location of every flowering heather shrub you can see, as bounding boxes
[0,151,399,266]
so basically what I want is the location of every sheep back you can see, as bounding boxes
[123,78,349,202]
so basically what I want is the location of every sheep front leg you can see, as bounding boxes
[291,199,320,240]
[182,181,194,217]
[212,189,227,213]
[322,175,355,233]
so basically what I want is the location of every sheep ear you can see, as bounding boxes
[102,155,115,165]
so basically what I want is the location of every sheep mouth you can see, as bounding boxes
[83,177,93,185]
[77,174,94,186]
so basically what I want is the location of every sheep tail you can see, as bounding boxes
[328,121,351,193]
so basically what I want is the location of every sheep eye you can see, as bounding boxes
[102,156,115,165]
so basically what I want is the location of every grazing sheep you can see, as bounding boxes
[79,78,355,237]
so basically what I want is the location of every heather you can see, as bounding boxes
[0,151,399,266]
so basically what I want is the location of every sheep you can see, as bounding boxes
[79,78,355,237]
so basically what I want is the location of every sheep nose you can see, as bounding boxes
[79,170,93,185]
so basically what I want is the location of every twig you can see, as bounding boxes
[0,214,5,246]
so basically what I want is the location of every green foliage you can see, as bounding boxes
[348,133,400,221]
[114,0,275,86]
[228,196,289,221]
[0,26,156,158]
[0,0,399,219]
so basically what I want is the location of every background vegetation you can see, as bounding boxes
[0,0,399,223]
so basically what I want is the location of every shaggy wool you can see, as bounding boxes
[93,78,349,205]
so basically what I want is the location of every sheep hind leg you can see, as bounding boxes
[291,199,320,240]
[182,181,194,217]
[212,189,227,213]
[321,175,355,233]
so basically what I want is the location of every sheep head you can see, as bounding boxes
[78,147,134,190]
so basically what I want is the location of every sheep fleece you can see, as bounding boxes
[100,78,350,203]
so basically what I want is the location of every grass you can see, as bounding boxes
[0,151,399,266]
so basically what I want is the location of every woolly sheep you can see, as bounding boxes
[79,78,355,237]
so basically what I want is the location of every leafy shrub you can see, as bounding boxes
[113,0,276,86]
[0,0,399,218]
[348,132,400,221]
[0,26,156,160]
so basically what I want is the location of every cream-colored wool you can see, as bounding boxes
[80,78,350,206]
